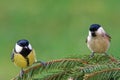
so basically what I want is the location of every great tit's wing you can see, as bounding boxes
[105,33,111,42]
[11,49,15,62]
[32,49,37,62]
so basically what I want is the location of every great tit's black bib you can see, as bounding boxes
[20,48,31,66]
[20,48,31,58]
[26,57,29,66]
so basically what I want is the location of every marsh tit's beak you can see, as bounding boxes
[91,31,96,37]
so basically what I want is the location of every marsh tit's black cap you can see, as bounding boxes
[89,24,101,32]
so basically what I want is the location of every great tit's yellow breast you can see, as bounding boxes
[14,53,27,68]
[13,49,36,68]
[27,49,36,66]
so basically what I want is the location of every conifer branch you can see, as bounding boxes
[25,58,87,73]
[13,58,87,80]
[12,55,120,80]
[84,68,120,80]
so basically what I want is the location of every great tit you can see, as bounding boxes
[11,39,36,77]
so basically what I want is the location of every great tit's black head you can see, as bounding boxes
[89,24,101,32]
[15,39,32,57]
[89,24,101,37]
[17,39,29,47]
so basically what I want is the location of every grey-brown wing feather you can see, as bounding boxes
[105,33,111,42]
[86,38,88,43]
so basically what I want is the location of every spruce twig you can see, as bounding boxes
[12,55,120,80]
[84,68,120,80]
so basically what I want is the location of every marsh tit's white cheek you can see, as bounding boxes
[28,44,32,50]
[97,27,106,35]
[89,31,92,36]
[15,44,23,53]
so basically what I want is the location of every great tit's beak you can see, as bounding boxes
[24,46,28,49]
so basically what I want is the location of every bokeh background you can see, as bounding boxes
[0,0,120,79]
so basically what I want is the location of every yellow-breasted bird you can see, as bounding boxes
[11,39,36,77]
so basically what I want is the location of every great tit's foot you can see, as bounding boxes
[89,52,95,58]
[36,61,47,67]
[19,69,24,78]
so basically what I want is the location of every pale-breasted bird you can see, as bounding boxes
[86,24,111,57]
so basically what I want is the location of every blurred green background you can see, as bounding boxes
[0,0,120,79]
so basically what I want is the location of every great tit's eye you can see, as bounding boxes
[15,44,23,53]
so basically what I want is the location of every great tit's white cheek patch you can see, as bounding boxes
[28,44,32,50]
[15,44,23,53]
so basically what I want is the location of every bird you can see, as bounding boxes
[11,39,37,77]
[86,24,111,57]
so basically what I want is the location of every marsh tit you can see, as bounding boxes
[86,24,111,57]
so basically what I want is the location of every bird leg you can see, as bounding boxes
[19,68,24,78]
[90,52,95,58]
[104,52,109,56]
[35,61,47,67]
